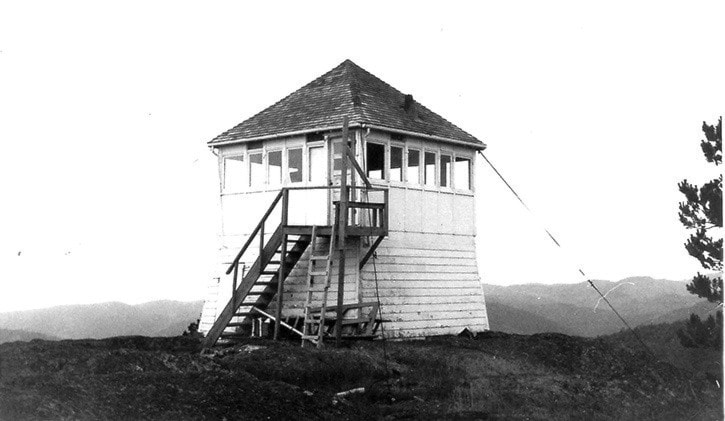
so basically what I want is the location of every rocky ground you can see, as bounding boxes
[0,332,721,420]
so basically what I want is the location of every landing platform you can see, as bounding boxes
[284,225,387,237]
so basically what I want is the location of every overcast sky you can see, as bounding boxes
[0,2,722,311]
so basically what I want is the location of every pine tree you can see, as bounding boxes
[676,117,722,349]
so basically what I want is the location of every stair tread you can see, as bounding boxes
[310,255,329,260]
[309,271,328,276]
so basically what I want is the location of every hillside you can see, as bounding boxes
[602,321,722,383]
[483,276,716,336]
[0,334,720,420]
[0,328,59,344]
[0,300,204,340]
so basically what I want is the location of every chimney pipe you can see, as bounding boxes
[403,94,417,119]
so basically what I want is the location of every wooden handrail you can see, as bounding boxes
[226,189,284,275]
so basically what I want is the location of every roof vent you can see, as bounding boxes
[403,94,418,119]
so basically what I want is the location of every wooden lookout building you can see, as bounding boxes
[200,59,489,347]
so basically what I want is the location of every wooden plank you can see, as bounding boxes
[360,264,479,274]
[361,272,481,281]
[360,294,486,306]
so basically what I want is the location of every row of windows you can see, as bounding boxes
[222,141,473,192]
[365,143,472,190]
[223,145,328,191]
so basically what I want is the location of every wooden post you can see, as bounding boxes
[232,261,239,310]
[274,189,289,340]
[335,118,349,347]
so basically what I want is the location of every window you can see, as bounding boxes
[454,157,471,190]
[440,154,451,187]
[223,155,244,191]
[308,146,325,183]
[366,142,385,180]
[249,152,263,187]
[268,150,282,186]
[390,146,403,182]
[288,148,303,183]
[424,151,436,187]
[407,149,420,184]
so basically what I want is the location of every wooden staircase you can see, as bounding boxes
[202,221,312,346]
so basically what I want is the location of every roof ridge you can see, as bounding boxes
[209,59,484,147]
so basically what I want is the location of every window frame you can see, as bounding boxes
[248,150,264,188]
[405,147,422,186]
[221,154,246,193]
[365,140,387,181]
[306,141,326,185]
[453,154,473,192]
[266,148,283,187]
[389,142,405,185]
[423,149,438,189]
[439,151,453,190]
[286,147,304,184]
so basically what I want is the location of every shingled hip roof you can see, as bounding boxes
[208,59,485,149]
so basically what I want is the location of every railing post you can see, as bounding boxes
[274,189,289,341]
[232,261,239,310]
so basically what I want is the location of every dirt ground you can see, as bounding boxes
[0,332,721,420]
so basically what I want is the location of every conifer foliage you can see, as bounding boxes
[677,117,722,348]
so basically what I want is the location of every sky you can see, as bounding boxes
[0,1,722,311]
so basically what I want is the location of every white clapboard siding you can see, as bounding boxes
[360,230,489,337]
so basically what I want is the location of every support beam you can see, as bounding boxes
[335,118,349,347]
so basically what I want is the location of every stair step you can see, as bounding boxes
[268,260,281,265]
[220,333,250,339]
[310,255,329,260]
[255,281,278,286]
[247,291,274,296]
[227,322,253,327]
[234,312,255,317]
[260,271,278,275]
[309,270,328,276]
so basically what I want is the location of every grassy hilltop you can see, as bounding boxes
[0,331,721,420]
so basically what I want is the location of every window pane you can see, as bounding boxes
[268,151,282,186]
[308,146,325,183]
[223,155,244,191]
[407,149,420,184]
[440,154,451,187]
[454,157,471,190]
[390,146,403,181]
[288,148,303,183]
[249,153,263,186]
[366,142,385,180]
[424,152,436,187]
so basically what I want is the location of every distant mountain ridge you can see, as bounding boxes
[0,300,204,340]
[483,276,717,337]
[0,277,714,340]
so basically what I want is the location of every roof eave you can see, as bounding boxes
[207,123,364,147]
[361,124,487,150]
[207,122,487,151]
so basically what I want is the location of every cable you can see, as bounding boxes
[479,151,657,359]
